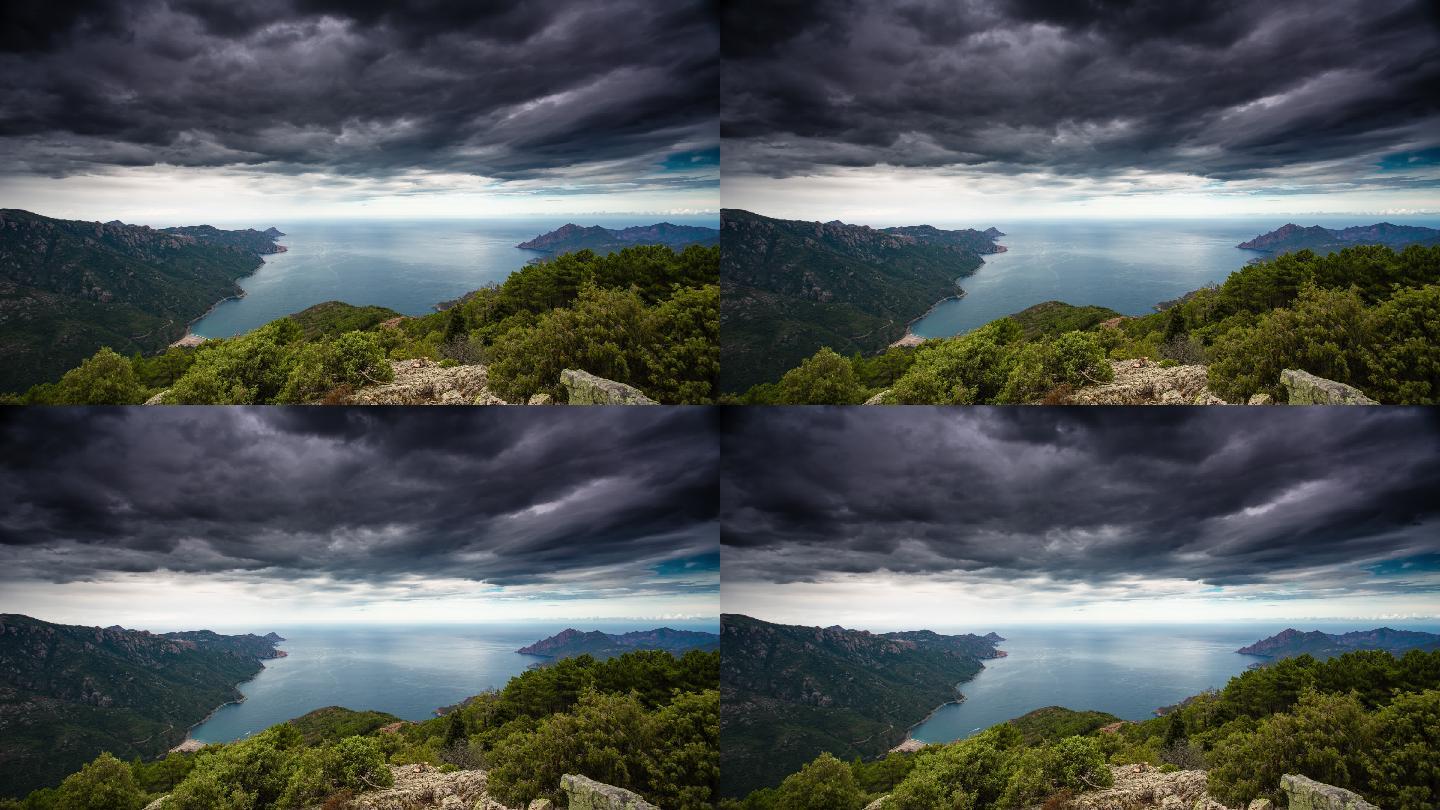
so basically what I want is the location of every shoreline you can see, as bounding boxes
[171,240,285,346]
[169,643,286,752]
[890,243,1006,348]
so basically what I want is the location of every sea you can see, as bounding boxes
[187,621,719,744]
[908,217,1440,339]
[189,216,720,339]
[908,621,1440,745]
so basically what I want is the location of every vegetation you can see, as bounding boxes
[738,244,1440,404]
[729,649,1440,809]
[5,243,720,404]
[3,649,719,810]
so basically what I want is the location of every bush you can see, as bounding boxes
[52,348,145,404]
[776,348,865,404]
[54,753,144,810]
[773,753,864,810]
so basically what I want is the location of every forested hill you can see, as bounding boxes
[8,243,720,406]
[7,648,719,810]
[720,613,1004,797]
[737,648,1440,810]
[720,208,1004,392]
[1238,221,1440,253]
[1237,627,1440,660]
[517,627,720,660]
[0,209,283,391]
[518,221,718,253]
[0,614,285,797]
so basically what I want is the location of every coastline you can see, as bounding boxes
[169,642,286,751]
[890,243,1007,348]
[171,241,283,345]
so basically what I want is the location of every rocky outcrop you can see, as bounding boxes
[1061,764,1225,810]
[340,359,507,405]
[1281,774,1378,810]
[560,369,658,405]
[1280,369,1378,405]
[560,774,658,810]
[1060,359,1227,405]
[346,764,512,810]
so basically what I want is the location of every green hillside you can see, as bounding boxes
[0,210,284,392]
[720,614,1004,797]
[0,615,285,797]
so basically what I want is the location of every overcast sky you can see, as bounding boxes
[0,408,719,629]
[721,408,1440,630]
[721,0,1440,224]
[0,0,718,223]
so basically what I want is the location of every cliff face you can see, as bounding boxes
[0,614,285,797]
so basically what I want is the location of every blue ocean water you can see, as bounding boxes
[909,217,1440,339]
[191,216,719,338]
[188,621,719,743]
[909,622,1440,744]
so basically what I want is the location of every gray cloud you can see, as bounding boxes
[0,408,719,594]
[0,0,717,185]
[721,408,1440,592]
[720,0,1440,188]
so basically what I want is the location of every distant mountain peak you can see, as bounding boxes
[1238,222,1440,253]
[1237,626,1440,660]
[516,221,718,254]
[516,626,718,661]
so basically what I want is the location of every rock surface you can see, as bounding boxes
[560,369,658,405]
[1280,369,1378,405]
[560,774,658,810]
[341,359,507,405]
[1061,360,1227,405]
[1061,764,1224,810]
[1281,774,1378,810]
[346,764,512,810]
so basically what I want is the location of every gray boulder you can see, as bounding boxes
[1281,774,1378,810]
[1280,369,1378,405]
[560,369,658,405]
[560,774,658,810]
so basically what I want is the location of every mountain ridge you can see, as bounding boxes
[1236,626,1440,660]
[516,626,720,660]
[1237,221,1440,253]
[517,221,718,254]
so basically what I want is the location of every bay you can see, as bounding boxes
[191,217,719,339]
[188,621,718,744]
[908,622,1440,744]
[909,217,1440,339]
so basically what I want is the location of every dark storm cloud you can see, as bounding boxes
[721,0,1440,182]
[0,0,717,180]
[0,408,719,590]
[721,408,1440,589]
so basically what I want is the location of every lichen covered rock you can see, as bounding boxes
[1280,369,1378,405]
[560,773,658,810]
[560,369,658,405]
[341,359,506,405]
[1281,774,1378,810]
[1061,763,1219,809]
[345,764,512,809]
[1061,360,1227,405]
